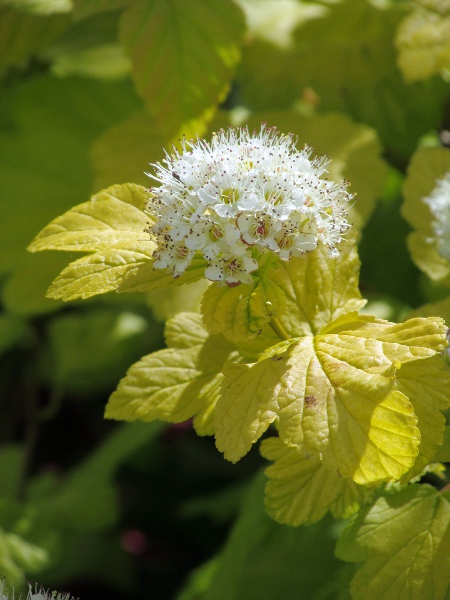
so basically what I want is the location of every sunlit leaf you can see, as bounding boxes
[118,0,246,137]
[216,312,447,484]
[336,485,450,600]
[271,233,365,337]
[261,437,370,526]
[51,43,131,79]
[0,530,49,585]
[105,312,235,436]
[28,183,150,253]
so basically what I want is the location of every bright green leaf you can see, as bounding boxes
[261,437,370,526]
[118,0,246,136]
[396,2,450,82]
[402,147,450,283]
[105,312,235,436]
[336,485,450,600]
[270,233,365,337]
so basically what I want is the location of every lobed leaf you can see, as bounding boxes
[261,437,370,527]
[216,312,447,484]
[105,312,235,436]
[28,183,150,253]
[271,233,365,337]
[336,485,450,600]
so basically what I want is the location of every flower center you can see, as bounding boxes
[221,188,240,205]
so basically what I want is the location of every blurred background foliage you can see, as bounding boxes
[0,0,449,598]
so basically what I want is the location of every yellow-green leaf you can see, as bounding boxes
[118,0,246,137]
[271,233,365,337]
[105,312,235,436]
[396,2,450,82]
[216,312,446,484]
[28,183,150,253]
[201,262,285,343]
[396,355,450,481]
[336,485,450,600]
[46,245,207,301]
[261,437,370,527]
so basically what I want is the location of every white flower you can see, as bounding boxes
[0,581,76,600]
[423,170,450,260]
[146,125,353,286]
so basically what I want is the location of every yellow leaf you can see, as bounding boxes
[105,313,235,434]
[28,183,150,253]
[271,233,366,337]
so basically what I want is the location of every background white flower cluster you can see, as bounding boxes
[146,126,353,286]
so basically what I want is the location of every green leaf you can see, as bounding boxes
[396,3,450,82]
[0,7,69,68]
[146,279,210,322]
[118,0,246,136]
[246,110,389,229]
[401,147,450,283]
[201,259,285,343]
[271,233,365,337]
[336,485,450,600]
[261,437,370,526]
[105,312,235,436]
[28,183,150,253]
[216,312,447,484]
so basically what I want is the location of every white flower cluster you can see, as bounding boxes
[0,581,76,600]
[424,169,450,260]
[146,126,353,286]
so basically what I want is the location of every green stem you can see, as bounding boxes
[269,317,290,341]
